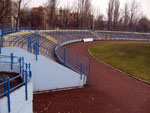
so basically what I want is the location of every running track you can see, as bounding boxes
[34,41,150,113]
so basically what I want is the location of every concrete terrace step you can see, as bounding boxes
[39,31,58,44]
[90,31,100,38]
[4,34,57,61]
[4,31,35,40]
[43,30,97,44]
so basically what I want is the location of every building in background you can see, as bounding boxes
[32,6,47,28]
[0,0,18,28]
[56,7,69,28]
[31,6,93,29]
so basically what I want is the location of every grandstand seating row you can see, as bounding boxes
[3,30,150,62]
[96,31,150,40]
[4,33,56,60]
[44,30,97,44]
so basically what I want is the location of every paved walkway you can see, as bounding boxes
[34,41,150,113]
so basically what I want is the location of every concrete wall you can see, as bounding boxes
[0,82,33,113]
[59,39,83,46]
[0,63,20,73]
[1,47,86,91]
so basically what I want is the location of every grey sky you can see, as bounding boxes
[25,0,150,18]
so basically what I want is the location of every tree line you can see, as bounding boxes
[0,0,150,32]
[95,0,150,32]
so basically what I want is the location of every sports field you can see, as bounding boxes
[89,41,150,82]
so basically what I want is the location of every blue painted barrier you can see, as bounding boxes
[55,45,91,85]
[0,54,32,112]
[10,53,13,70]
[80,63,83,80]
[4,77,6,96]
[25,69,28,101]
[64,48,66,65]
[7,77,10,113]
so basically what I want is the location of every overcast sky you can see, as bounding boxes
[24,0,150,19]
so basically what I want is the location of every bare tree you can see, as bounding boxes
[16,0,22,30]
[85,0,93,29]
[107,0,121,30]
[63,2,71,28]
[19,0,31,27]
[137,17,150,32]
[112,0,120,30]
[31,10,42,28]
[77,0,85,28]
[77,0,93,28]
[0,0,11,22]
[128,0,140,31]
[107,0,115,30]
[94,14,105,30]
[20,9,31,27]
[46,0,59,27]
[122,3,130,30]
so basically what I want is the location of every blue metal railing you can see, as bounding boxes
[22,30,91,83]
[2,27,34,36]
[0,26,92,84]
[0,53,20,71]
[55,45,91,83]
[0,54,19,64]
[0,54,32,112]
[2,26,150,86]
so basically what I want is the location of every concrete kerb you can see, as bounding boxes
[33,86,84,95]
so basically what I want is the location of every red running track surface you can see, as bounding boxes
[34,41,150,113]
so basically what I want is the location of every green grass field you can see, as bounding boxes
[89,41,150,82]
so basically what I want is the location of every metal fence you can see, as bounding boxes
[0,28,56,60]
[2,25,150,86]
[0,54,20,72]
[38,29,97,44]
[95,31,150,41]
[55,45,91,85]
[1,26,34,36]
[0,54,32,112]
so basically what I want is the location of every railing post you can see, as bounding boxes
[30,37,32,53]
[0,43,1,54]
[21,57,24,74]
[29,63,32,78]
[19,57,21,73]
[10,53,13,70]
[25,69,28,101]
[88,57,91,86]
[33,43,36,54]
[0,24,3,54]
[64,48,66,65]
[7,77,11,113]
[22,68,24,83]
[22,57,24,69]
[25,63,28,71]
[3,76,6,96]
[80,63,83,80]
[1,23,3,45]
[36,37,39,55]
[28,36,30,52]
[76,53,78,70]
[35,43,38,61]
